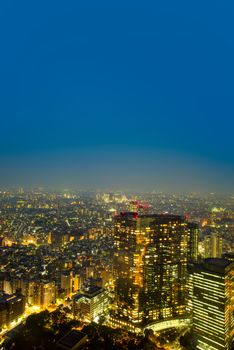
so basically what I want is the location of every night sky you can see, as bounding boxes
[1,1,234,192]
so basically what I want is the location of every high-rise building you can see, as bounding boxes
[187,223,199,263]
[41,282,56,308]
[111,213,189,330]
[61,271,74,297]
[25,280,56,308]
[47,232,55,245]
[204,232,222,258]
[61,271,81,297]
[26,281,41,306]
[192,259,234,350]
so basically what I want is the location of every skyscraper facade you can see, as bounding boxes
[111,212,189,329]
[187,222,199,263]
[204,232,222,258]
[192,259,234,350]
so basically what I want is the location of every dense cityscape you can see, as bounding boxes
[0,188,233,349]
[1,1,234,349]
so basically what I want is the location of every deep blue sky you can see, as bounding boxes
[1,0,234,192]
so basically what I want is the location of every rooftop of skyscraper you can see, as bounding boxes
[197,258,234,274]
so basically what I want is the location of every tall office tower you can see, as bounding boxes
[61,271,81,297]
[204,232,222,258]
[187,223,199,263]
[17,187,24,194]
[187,223,199,314]
[25,280,56,308]
[111,212,188,330]
[61,271,74,297]
[192,259,234,350]
[41,282,56,308]
[47,232,55,245]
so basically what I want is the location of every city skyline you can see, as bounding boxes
[0,189,233,349]
[0,2,233,349]
[1,149,234,194]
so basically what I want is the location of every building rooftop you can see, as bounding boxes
[0,293,24,304]
[115,212,185,222]
[205,258,230,268]
[196,258,234,274]
[73,286,104,301]
[56,330,87,350]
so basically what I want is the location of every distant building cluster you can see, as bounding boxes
[0,189,233,349]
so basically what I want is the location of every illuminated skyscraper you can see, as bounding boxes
[187,222,199,263]
[61,271,74,297]
[61,271,80,297]
[26,280,56,307]
[111,213,189,330]
[204,232,222,258]
[192,259,234,350]
[41,282,56,308]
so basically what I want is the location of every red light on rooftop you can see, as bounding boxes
[133,212,138,220]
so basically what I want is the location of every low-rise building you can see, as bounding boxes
[0,293,25,328]
[73,286,109,322]
[56,330,87,350]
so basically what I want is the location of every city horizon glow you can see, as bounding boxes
[1,1,234,191]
